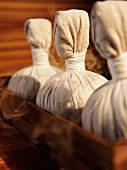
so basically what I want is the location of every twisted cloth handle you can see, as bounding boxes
[108,53,127,80]
[65,52,86,71]
[31,48,50,66]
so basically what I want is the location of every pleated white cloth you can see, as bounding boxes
[6,19,61,115]
[82,1,127,141]
[36,10,107,125]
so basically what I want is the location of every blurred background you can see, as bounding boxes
[1,0,110,78]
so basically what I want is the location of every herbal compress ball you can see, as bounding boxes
[7,18,61,103]
[82,1,127,141]
[36,10,107,125]
[2,18,61,119]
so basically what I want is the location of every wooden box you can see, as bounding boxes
[1,87,127,170]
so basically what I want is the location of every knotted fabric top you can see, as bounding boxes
[91,1,127,60]
[24,18,52,49]
[65,52,86,71]
[54,9,89,58]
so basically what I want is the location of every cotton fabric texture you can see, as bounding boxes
[7,18,61,104]
[82,1,127,141]
[36,10,107,125]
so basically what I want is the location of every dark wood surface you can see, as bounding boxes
[0,87,115,170]
[0,116,62,170]
[2,86,127,170]
[2,86,127,169]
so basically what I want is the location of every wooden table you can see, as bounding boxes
[0,117,61,170]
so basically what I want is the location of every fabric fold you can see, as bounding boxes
[36,9,107,127]
[82,1,127,141]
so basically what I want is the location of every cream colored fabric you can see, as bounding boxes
[36,10,107,125]
[91,1,127,60]
[82,1,127,141]
[65,52,86,71]
[54,9,89,58]
[31,48,50,66]
[24,18,52,49]
[82,80,127,141]
[108,53,127,80]
[7,18,61,108]
[54,9,110,77]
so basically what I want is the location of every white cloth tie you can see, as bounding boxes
[31,48,50,66]
[65,52,86,71]
[108,53,127,80]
